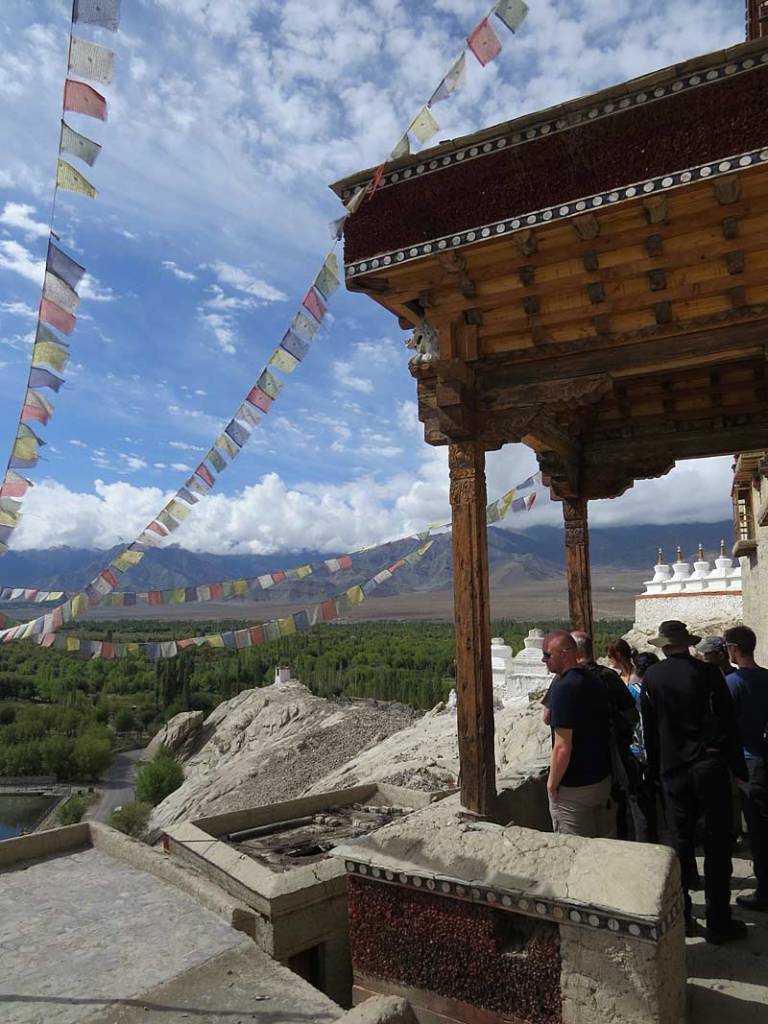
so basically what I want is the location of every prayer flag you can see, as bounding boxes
[29,367,64,391]
[269,346,299,374]
[329,214,347,241]
[236,401,260,427]
[346,585,364,606]
[263,620,280,642]
[186,474,211,495]
[525,492,537,511]
[69,36,114,84]
[74,0,121,31]
[47,241,86,289]
[467,18,502,66]
[338,555,352,570]
[257,574,274,589]
[21,403,49,426]
[257,368,282,399]
[111,548,143,572]
[166,499,191,522]
[216,432,239,458]
[32,339,70,373]
[390,133,410,160]
[496,488,516,519]
[157,509,180,532]
[314,255,340,299]
[234,628,252,649]
[428,52,467,106]
[207,446,226,472]
[232,579,249,595]
[225,419,249,448]
[293,610,310,631]
[409,105,439,144]
[23,390,54,424]
[195,463,214,487]
[63,80,108,121]
[518,474,536,491]
[210,582,224,599]
[146,520,168,537]
[368,162,386,201]
[278,616,296,637]
[40,297,76,335]
[320,598,336,621]
[56,159,97,199]
[486,500,501,524]
[178,487,198,505]
[494,0,529,32]
[345,187,367,215]
[303,287,326,323]
[291,311,319,341]
[246,386,272,413]
[1,471,33,498]
[0,508,21,528]
[43,271,80,315]
[60,121,102,167]
[249,624,265,645]
[280,331,309,362]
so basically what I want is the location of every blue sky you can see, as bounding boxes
[0,0,746,554]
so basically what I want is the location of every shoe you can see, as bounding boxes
[736,893,768,912]
[705,919,749,945]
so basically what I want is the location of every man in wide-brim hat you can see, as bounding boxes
[641,620,747,944]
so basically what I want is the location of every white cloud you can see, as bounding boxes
[0,239,43,285]
[333,359,373,393]
[0,202,49,239]
[69,439,87,448]
[211,262,287,302]
[120,454,148,472]
[162,259,197,282]
[203,284,257,311]
[198,311,237,354]
[170,462,191,472]
[0,300,37,320]
[169,440,203,451]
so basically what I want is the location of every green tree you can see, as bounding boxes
[110,800,151,838]
[58,794,86,825]
[73,728,113,780]
[113,708,136,734]
[135,746,184,805]
[41,735,76,781]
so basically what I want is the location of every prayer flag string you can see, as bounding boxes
[0,2,121,556]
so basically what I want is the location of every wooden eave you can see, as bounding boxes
[332,38,768,502]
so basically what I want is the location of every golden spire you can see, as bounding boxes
[676,545,683,561]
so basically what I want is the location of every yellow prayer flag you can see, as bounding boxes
[216,433,239,458]
[66,637,80,652]
[496,488,517,519]
[346,585,364,606]
[13,437,38,461]
[409,105,439,144]
[232,580,249,595]
[295,565,312,579]
[166,499,191,521]
[170,588,185,604]
[56,158,97,198]
[206,634,225,648]
[0,508,21,527]
[278,616,297,636]
[71,593,88,616]
[111,549,144,571]
[32,340,69,373]
[126,643,141,656]
[269,347,300,374]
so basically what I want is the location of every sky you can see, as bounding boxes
[0,0,747,556]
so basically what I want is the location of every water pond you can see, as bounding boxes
[0,793,56,840]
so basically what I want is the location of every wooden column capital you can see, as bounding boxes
[448,440,496,818]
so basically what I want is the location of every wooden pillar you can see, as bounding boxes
[563,496,594,637]
[449,440,496,816]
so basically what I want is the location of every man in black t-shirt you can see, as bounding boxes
[543,630,613,838]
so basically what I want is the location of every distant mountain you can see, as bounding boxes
[0,521,733,600]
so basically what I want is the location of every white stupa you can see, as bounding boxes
[492,629,553,706]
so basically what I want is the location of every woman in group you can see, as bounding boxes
[627,651,660,843]
[607,638,635,686]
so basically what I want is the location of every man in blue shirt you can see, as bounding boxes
[543,630,613,838]
[725,625,768,912]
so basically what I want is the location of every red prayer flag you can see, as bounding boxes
[40,297,76,335]
[467,17,503,66]
[320,599,337,621]
[210,582,224,599]
[146,520,168,536]
[388,559,406,572]
[271,571,286,584]
[368,162,386,201]
[21,404,50,425]
[177,637,196,649]
[338,555,352,570]
[249,624,265,645]
[63,79,108,121]
[101,642,115,659]
[302,287,326,323]
[0,476,30,498]
[41,632,55,647]
[195,463,215,487]
[246,386,272,412]
[148,591,162,605]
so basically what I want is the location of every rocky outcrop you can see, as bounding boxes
[143,711,204,761]
[148,681,419,833]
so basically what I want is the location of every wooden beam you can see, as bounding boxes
[563,496,594,635]
[449,441,496,817]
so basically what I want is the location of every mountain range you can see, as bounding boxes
[0,521,733,602]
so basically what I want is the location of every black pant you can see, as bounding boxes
[662,755,734,930]
[742,755,768,898]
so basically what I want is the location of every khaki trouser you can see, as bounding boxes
[549,775,615,839]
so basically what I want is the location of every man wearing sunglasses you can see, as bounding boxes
[542,630,613,838]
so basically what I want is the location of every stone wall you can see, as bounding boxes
[634,592,744,637]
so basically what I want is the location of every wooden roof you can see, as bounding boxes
[332,39,768,502]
